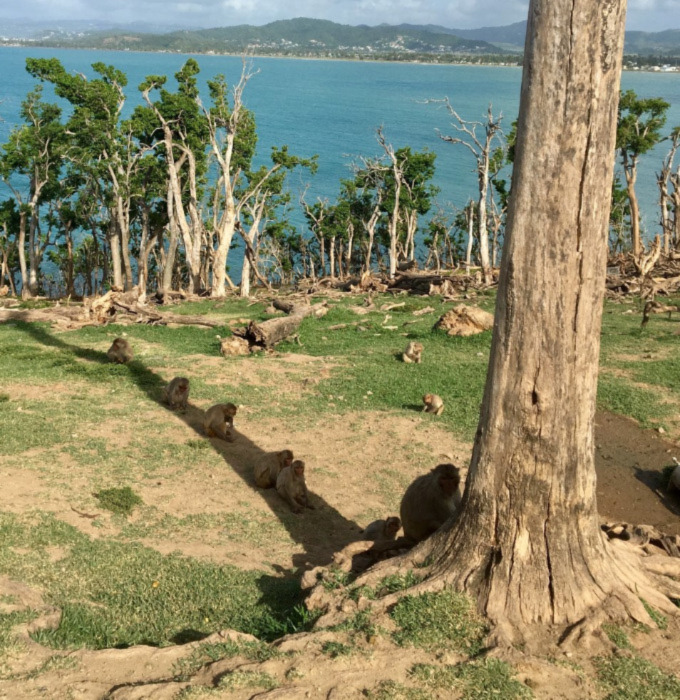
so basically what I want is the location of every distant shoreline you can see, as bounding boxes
[1,42,678,73]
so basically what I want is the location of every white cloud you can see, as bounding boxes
[0,0,678,31]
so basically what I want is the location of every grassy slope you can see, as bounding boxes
[0,291,679,695]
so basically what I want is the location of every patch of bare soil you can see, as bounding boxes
[1,395,680,698]
[595,411,680,536]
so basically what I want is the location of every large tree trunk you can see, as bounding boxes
[107,220,125,290]
[417,0,677,643]
[300,0,680,650]
[211,195,236,298]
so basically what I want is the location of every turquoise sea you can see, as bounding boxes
[1,46,680,279]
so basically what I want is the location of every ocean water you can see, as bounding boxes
[1,46,679,284]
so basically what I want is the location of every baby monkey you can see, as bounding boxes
[204,403,237,442]
[277,459,313,513]
[361,516,401,543]
[402,341,423,364]
[423,393,444,416]
[107,337,133,364]
[163,377,190,411]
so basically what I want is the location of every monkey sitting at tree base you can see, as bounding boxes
[400,463,462,543]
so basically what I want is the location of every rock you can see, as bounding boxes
[220,336,250,356]
[434,304,494,336]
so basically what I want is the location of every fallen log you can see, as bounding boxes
[641,300,680,327]
[272,299,328,318]
[233,314,303,349]
[0,295,224,329]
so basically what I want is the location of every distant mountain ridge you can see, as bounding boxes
[2,16,679,58]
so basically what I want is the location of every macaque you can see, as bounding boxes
[277,459,313,513]
[402,341,423,364]
[254,449,294,489]
[422,393,444,416]
[163,377,190,411]
[361,516,401,542]
[107,337,133,364]
[668,464,680,492]
[204,403,238,442]
[399,463,462,543]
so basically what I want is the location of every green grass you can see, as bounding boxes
[0,512,311,650]
[0,609,39,658]
[272,299,491,438]
[602,623,633,650]
[173,639,280,681]
[218,669,277,690]
[331,609,378,641]
[411,659,533,699]
[596,655,680,699]
[2,295,678,445]
[640,599,668,631]
[321,640,354,657]
[390,589,487,655]
[2,292,680,673]
[365,680,433,700]
[95,487,143,516]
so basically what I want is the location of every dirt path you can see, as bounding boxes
[595,411,680,535]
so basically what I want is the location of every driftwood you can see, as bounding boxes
[272,299,329,318]
[233,315,304,349]
[0,290,225,330]
[383,270,491,299]
[231,299,328,350]
[641,300,680,327]
[606,252,680,301]
[602,522,680,558]
[349,272,388,294]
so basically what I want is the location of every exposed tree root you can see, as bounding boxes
[306,528,680,651]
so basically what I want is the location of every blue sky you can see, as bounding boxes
[0,0,678,32]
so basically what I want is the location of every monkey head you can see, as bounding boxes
[434,463,461,496]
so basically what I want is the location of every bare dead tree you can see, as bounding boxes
[437,102,503,285]
[657,127,680,253]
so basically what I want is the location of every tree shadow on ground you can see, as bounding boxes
[15,322,360,572]
[633,466,680,518]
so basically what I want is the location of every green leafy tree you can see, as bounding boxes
[616,89,670,257]
[238,146,316,297]
[390,147,438,264]
[0,200,20,294]
[26,58,155,292]
[139,59,209,294]
[201,64,258,297]
[0,84,67,297]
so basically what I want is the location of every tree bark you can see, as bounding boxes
[419,0,668,643]
[233,314,303,349]
[18,211,30,299]
[465,202,474,274]
[623,157,642,257]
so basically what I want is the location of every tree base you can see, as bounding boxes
[305,532,680,652]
